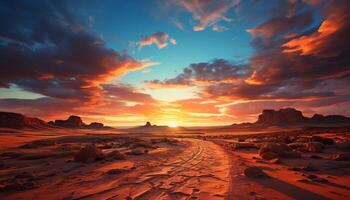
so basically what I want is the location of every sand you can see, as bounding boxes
[0,128,349,199]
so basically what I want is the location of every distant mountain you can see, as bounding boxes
[51,115,85,128]
[50,115,113,130]
[232,108,350,128]
[256,108,307,125]
[0,112,51,129]
[0,111,112,130]
[127,121,172,132]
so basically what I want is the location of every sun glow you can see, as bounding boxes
[168,121,178,128]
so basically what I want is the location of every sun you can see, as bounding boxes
[168,121,178,128]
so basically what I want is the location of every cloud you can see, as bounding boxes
[212,24,229,32]
[148,0,350,108]
[166,0,238,31]
[102,83,156,103]
[0,0,162,124]
[0,1,155,103]
[0,83,160,121]
[146,59,250,88]
[137,32,176,49]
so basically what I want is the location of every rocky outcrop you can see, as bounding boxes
[0,112,49,129]
[51,116,111,129]
[74,144,104,163]
[53,115,85,128]
[145,121,152,127]
[310,114,350,124]
[232,107,350,128]
[256,108,307,125]
[86,122,104,129]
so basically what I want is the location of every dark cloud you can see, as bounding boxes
[148,0,350,105]
[102,84,156,103]
[146,59,250,87]
[137,32,176,49]
[0,0,148,102]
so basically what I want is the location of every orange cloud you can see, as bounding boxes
[282,12,343,57]
[137,32,176,49]
[169,0,238,31]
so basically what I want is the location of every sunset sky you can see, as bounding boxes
[0,0,349,126]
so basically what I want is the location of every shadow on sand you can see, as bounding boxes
[254,176,331,200]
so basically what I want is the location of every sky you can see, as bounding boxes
[0,0,350,127]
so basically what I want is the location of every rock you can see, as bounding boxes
[101,143,113,149]
[307,174,318,179]
[259,142,283,155]
[256,108,307,125]
[131,141,156,149]
[128,148,144,155]
[311,136,334,145]
[335,141,350,151]
[310,154,323,159]
[106,150,125,160]
[331,153,350,161]
[74,144,104,163]
[288,142,306,149]
[267,158,280,164]
[232,142,257,150]
[307,174,329,183]
[312,177,329,183]
[20,139,56,149]
[106,168,127,175]
[302,165,319,171]
[259,142,292,157]
[14,172,34,179]
[86,122,104,129]
[151,138,178,145]
[1,151,22,159]
[310,114,350,124]
[54,115,85,128]
[0,179,39,191]
[311,136,323,143]
[0,111,49,129]
[260,152,279,160]
[283,150,302,158]
[145,121,152,127]
[306,142,324,152]
[244,166,265,178]
[322,138,334,145]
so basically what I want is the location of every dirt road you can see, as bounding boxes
[2,138,231,200]
[75,139,231,200]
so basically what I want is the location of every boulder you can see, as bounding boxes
[306,142,324,152]
[288,142,306,149]
[256,108,307,125]
[259,142,289,156]
[106,168,127,175]
[260,152,279,160]
[331,153,350,161]
[128,148,144,155]
[106,150,125,160]
[244,166,265,178]
[54,115,85,128]
[321,138,334,145]
[0,112,49,129]
[131,141,156,149]
[74,144,104,163]
[87,122,104,129]
[335,141,350,151]
[232,142,257,150]
[311,136,334,145]
[283,150,302,158]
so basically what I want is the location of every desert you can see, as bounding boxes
[1,0,350,199]
[0,108,349,200]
